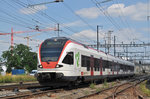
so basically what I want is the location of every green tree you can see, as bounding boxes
[0,58,2,62]
[2,44,37,73]
[0,57,3,73]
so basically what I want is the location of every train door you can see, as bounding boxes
[90,55,94,76]
[112,61,114,75]
[100,57,103,75]
[117,62,119,75]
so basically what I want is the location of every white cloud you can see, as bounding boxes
[20,5,47,14]
[107,3,147,21]
[63,21,84,27]
[75,7,100,19]
[141,28,150,32]
[71,28,146,45]
[114,28,145,43]
[75,2,147,21]
[72,29,104,44]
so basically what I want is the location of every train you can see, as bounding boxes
[36,37,135,86]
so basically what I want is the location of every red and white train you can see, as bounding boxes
[37,37,135,85]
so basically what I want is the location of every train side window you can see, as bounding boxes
[94,58,99,71]
[105,61,109,68]
[108,61,112,71]
[81,55,90,71]
[81,55,86,67]
[97,59,100,71]
[94,58,97,71]
[62,52,74,65]
[103,60,107,71]
[120,64,123,70]
[117,62,120,71]
[131,66,134,72]
[87,57,90,71]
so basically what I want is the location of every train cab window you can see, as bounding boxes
[62,52,74,65]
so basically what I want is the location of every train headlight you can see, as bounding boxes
[38,65,43,68]
[56,64,63,68]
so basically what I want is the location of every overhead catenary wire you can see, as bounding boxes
[0,0,147,54]
[62,2,96,31]
[91,0,146,56]
[0,1,58,42]
[5,0,97,44]
[62,2,106,40]
[0,7,35,27]
[0,0,95,46]
[4,0,49,28]
[114,0,140,42]
[0,1,43,30]
[91,0,121,31]
[112,0,132,41]
[13,0,97,43]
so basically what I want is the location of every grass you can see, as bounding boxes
[103,78,109,88]
[140,81,150,96]
[111,81,116,87]
[96,88,102,92]
[89,83,96,89]
[84,90,89,95]
[0,75,37,83]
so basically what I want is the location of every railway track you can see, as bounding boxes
[0,82,41,90]
[0,87,63,99]
[0,80,122,99]
[78,75,149,99]
[0,75,148,99]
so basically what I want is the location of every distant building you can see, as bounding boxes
[0,62,7,75]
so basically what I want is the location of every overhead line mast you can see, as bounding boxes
[55,23,62,37]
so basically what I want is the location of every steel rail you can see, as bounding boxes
[77,75,150,99]
[0,82,40,90]
[0,87,62,99]
[103,78,147,99]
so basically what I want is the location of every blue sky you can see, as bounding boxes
[0,0,149,61]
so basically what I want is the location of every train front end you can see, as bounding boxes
[37,37,76,85]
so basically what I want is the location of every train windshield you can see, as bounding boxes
[40,38,67,62]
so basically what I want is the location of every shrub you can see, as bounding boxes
[0,75,36,83]
[84,90,89,95]
[140,81,150,96]
[103,78,108,88]
[96,88,101,92]
[111,82,115,87]
[90,83,96,89]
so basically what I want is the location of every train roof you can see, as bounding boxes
[44,37,88,48]
[44,37,69,42]
[44,37,134,66]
